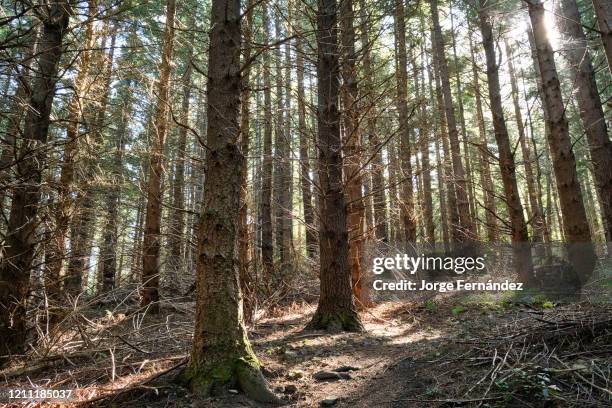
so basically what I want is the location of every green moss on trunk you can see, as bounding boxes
[177,349,280,404]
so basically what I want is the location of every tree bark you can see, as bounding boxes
[65,26,118,293]
[307,0,362,332]
[393,0,417,247]
[558,0,612,244]
[479,5,534,283]
[260,6,274,294]
[179,0,278,399]
[468,29,497,242]
[428,58,450,252]
[168,24,195,288]
[414,41,435,246]
[99,72,129,295]
[592,0,612,74]
[296,5,317,260]
[0,2,71,367]
[521,66,551,249]
[46,0,96,296]
[359,0,388,243]
[527,0,596,283]
[504,38,546,248]
[141,0,176,312]
[432,51,455,252]
[430,0,475,245]
[450,1,477,234]
[273,12,292,275]
[129,186,146,283]
[239,0,254,321]
[341,0,366,305]
[0,25,40,222]
[388,139,400,245]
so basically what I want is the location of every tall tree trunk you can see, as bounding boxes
[479,5,534,283]
[527,28,556,245]
[592,0,612,74]
[468,29,497,242]
[432,52,455,252]
[296,7,316,260]
[0,25,40,221]
[168,26,195,288]
[414,42,435,246]
[505,38,546,248]
[46,0,96,296]
[388,139,400,245]
[65,188,96,292]
[0,2,71,367]
[393,0,416,247]
[283,3,294,266]
[307,0,362,332]
[521,67,551,249]
[179,0,277,399]
[141,0,176,312]
[450,0,477,233]
[260,6,274,294]
[430,0,475,244]
[273,12,292,275]
[239,0,254,321]
[558,0,612,244]
[129,188,146,282]
[528,0,596,283]
[340,0,365,305]
[428,59,450,252]
[65,26,117,293]
[359,0,388,243]
[99,76,130,295]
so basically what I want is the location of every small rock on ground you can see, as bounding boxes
[320,396,339,406]
[313,371,351,381]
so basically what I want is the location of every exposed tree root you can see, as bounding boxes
[177,353,281,404]
[306,309,364,333]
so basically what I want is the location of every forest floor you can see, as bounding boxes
[1,285,610,407]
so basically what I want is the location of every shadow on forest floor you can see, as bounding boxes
[0,284,610,407]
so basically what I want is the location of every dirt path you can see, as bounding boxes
[2,294,609,407]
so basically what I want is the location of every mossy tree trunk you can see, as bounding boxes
[180,0,277,401]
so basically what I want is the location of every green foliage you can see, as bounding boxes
[451,305,466,316]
